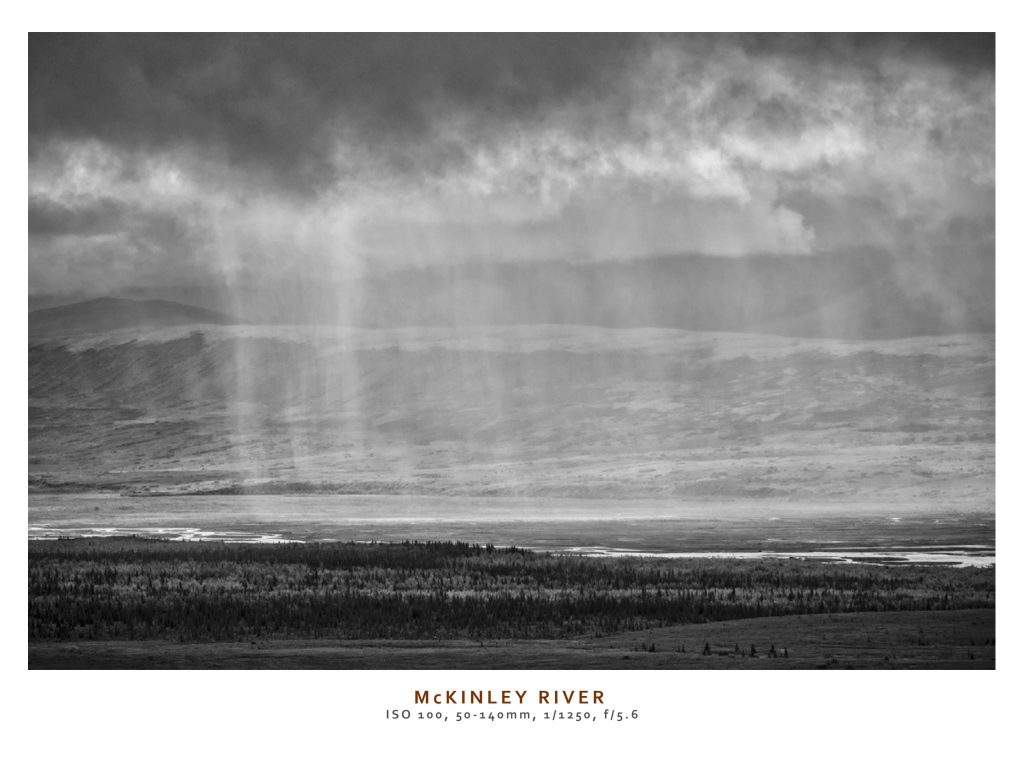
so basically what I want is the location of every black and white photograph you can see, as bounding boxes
[25,31,998,673]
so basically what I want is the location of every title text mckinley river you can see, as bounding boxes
[415,690,605,705]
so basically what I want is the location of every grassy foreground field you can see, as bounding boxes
[29,609,994,669]
[29,538,994,669]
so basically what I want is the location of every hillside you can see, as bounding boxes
[29,297,241,340]
[28,324,994,506]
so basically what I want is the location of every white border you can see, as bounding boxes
[8,9,1019,773]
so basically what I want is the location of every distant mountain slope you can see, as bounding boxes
[28,325,995,506]
[29,298,241,339]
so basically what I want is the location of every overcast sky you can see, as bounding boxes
[28,33,994,328]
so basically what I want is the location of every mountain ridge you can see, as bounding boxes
[29,297,243,340]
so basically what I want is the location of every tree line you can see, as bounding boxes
[29,538,994,642]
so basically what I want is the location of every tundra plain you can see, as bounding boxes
[29,538,994,669]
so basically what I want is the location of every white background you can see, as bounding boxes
[5,6,1020,773]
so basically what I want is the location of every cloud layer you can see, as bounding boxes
[28,33,994,330]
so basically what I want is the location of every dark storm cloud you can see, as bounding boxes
[30,33,993,196]
[28,196,125,237]
[28,33,994,334]
[29,195,192,242]
[734,32,994,73]
[29,33,645,194]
